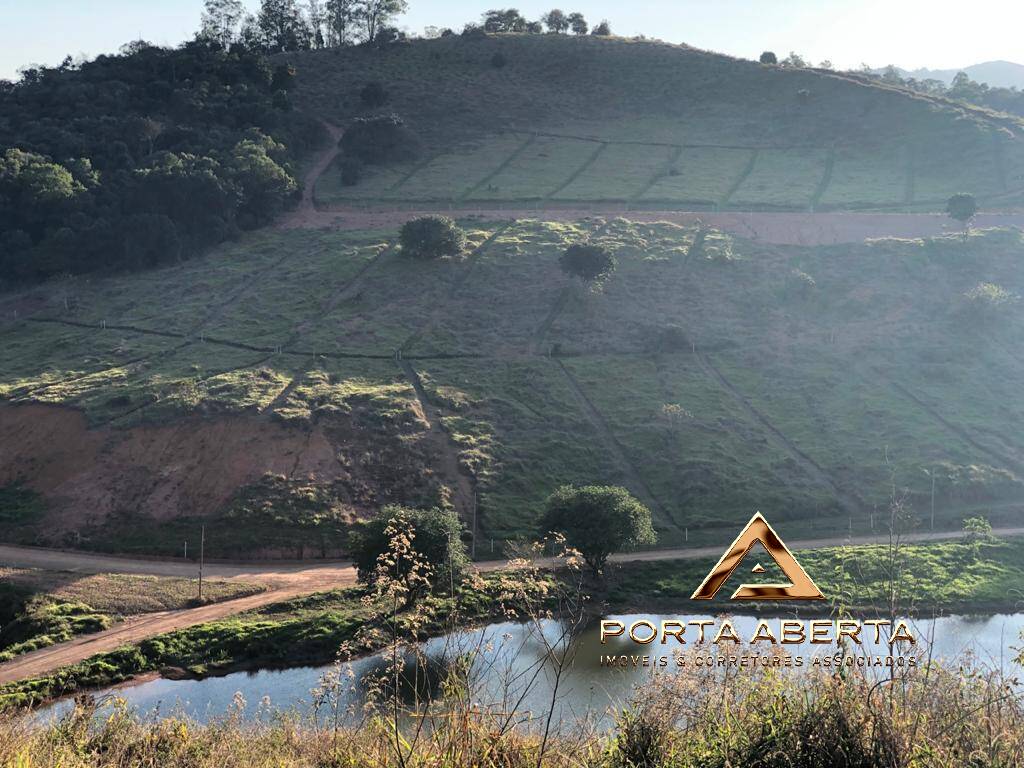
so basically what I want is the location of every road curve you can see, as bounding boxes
[2,524,1023,686]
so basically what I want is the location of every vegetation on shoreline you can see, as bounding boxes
[0,566,556,710]
[606,535,1024,615]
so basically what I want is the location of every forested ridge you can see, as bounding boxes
[0,41,327,286]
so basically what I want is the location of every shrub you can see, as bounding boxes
[339,114,420,165]
[399,216,466,259]
[759,50,778,64]
[655,324,690,352]
[340,157,363,187]
[359,81,388,108]
[947,192,978,233]
[491,52,508,69]
[540,485,656,575]
[559,242,616,284]
[348,506,469,597]
[591,20,611,36]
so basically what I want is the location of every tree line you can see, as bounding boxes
[0,41,324,285]
[200,1,611,53]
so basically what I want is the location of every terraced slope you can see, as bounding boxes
[289,34,1024,212]
[2,221,1023,556]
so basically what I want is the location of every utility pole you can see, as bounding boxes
[184,540,187,560]
[198,525,205,601]
[930,472,936,531]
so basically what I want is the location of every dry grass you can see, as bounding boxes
[0,569,263,616]
[1,657,1021,767]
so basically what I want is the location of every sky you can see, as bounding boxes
[2,0,1023,81]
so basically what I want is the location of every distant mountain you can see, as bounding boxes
[874,61,1024,89]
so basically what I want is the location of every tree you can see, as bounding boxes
[340,114,420,164]
[540,485,656,574]
[257,0,312,52]
[541,9,569,33]
[399,216,466,259]
[759,50,777,65]
[483,8,527,33]
[946,192,978,236]
[229,134,298,227]
[360,0,408,43]
[200,0,245,47]
[962,515,994,561]
[568,12,588,35]
[325,0,362,45]
[780,51,807,68]
[559,242,616,285]
[306,0,326,47]
[591,20,611,36]
[349,506,469,599]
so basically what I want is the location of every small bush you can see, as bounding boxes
[359,81,388,108]
[559,242,616,284]
[400,216,466,259]
[759,50,778,64]
[339,114,420,165]
[340,157,363,187]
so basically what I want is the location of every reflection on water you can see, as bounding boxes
[36,612,1024,729]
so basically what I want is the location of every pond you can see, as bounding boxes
[36,612,1024,729]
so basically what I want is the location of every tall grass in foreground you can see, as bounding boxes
[0,658,1021,767]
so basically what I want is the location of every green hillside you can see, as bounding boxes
[1,220,1023,556]
[291,34,1024,211]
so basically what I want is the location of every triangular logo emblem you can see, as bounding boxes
[691,512,825,601]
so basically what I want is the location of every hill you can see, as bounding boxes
[884,60,1024,89]
[289,34,1024,212]
[1,219,1023,557]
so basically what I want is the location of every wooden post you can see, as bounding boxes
[198,525,205,601]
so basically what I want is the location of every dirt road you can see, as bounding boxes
[4,524,1024,686]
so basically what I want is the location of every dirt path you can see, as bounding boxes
[281,121,344,229]
[3,524,1024,684]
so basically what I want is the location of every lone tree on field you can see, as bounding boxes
[946,192,978,237]
[340,114,420,164]
[568,12,588,35]
[349,506,468,602]
[759,51,778,64]
[540,485,656,575]
[400,215,466,259]
[559,242,616,286]
[542,9,569,33]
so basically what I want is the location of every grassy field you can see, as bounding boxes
[0,569,262,663]
[3,222,1024,555]
[293,34,1024,212]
